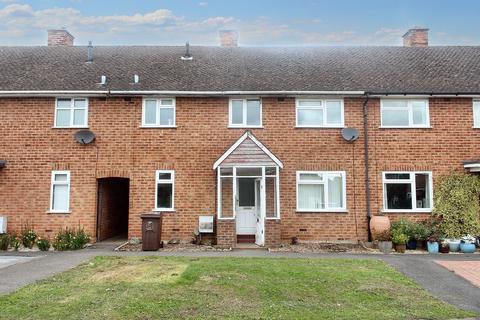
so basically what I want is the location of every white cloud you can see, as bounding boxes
[0,3,470,46]
[198,2,208,7]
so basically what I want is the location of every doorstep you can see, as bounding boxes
[234,243,268,251]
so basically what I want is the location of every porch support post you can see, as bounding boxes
[217,167,221,219]
[232,167,237,218]
[261,166,266,220]
[276,166,280,219]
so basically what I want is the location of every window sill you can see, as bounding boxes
[381,210,432,214]
[228,126,263,129]
[140,125,177,129]
[379,126,431,129]
[296,209,348,214]
[295,125,344,129]
[152,208,176,212]
[52,126,89,129]
[46,210,71,214]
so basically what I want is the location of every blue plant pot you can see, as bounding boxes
[448,240,460,252]
[406,240,417,250]
[460,243,476,254]
[427,241,439,254]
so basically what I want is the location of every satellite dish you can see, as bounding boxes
[74,130,96,145]
[341,128,359,142]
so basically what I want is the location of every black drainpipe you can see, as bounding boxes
[363,94,372,241]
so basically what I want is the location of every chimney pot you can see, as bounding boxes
[219,30,238,47]
[403,28,429,47]
[47,29,74,46]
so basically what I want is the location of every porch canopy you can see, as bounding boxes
[213,131,283,220]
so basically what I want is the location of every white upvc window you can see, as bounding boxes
[382,171,433,212]
[50,171,70,213]
[296,171,346,212]
[229,98,262,127]
[142,98,176,127]
[473,100,480,128]
[155,170,175,211]
[380,99,429,128]
[54,98,88,128]
[296,99,344,127]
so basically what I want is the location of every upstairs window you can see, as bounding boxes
[296,99,344,127]
[473,100,480,128]
[381,99,429,127]
[229,99,262,127]
[155,170,175,211]
[142,98,176,127]
[50,171,70,213]
[296,171,346,212]
[382,172,432,212]
[55,98,88,128]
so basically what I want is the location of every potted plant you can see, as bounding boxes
[440,239,450,254]
[448,238,461,252]
[392,230,408,253]
[376,230,392,254]
[427,235,439,254]
[415,223,430,250]
[460,235,477,253]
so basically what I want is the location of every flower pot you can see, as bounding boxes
[460,243,476,254]
[370,216,391,240]
[427,241,439,254]
[448,240,460,252]
[440,245,450,254]
[406,239,417,250]
[417,240,426,250]
[395,243,406,253]
[378,241,392,254]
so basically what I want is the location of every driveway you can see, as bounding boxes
[0,248,479,313]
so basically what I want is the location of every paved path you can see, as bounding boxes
[0,247,479,313]
[436,260,480,288]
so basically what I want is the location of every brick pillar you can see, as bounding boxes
[216,219,236,248]
[47,29,74,46]
[265,219,281,247]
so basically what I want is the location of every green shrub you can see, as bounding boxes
[391,218,414,239]
[412,223,430,241]
[9,233,20,251]
[52,227,90,251]
[21,227,37,249]
[36,238,50,251]
[0,234,9,250]
[433,171,480,238]
[392,229,409,244]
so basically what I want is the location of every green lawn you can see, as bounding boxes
[0,256,475,320]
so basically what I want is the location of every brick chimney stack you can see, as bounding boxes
[219,30,238,47]
[402,28,429,47]
[47,29,75,46]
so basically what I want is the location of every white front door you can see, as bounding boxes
[236,178,257,235]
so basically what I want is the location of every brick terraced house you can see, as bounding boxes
[1,28,480,248]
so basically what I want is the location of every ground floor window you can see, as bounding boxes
[50,170,70,212]
[382,172,432,212]
[296,171,346,212]
[155,170,174,211]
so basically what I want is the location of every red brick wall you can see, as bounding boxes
[0,96,476,244]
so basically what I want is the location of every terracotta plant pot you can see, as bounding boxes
[370,216,391,240]
[395,243,406,253]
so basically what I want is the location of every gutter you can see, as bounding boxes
[0,90,364,97]
[362,94,372,242]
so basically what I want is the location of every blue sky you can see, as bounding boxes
[0,0,479,46]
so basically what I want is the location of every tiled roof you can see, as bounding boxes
[0,46,479,94]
